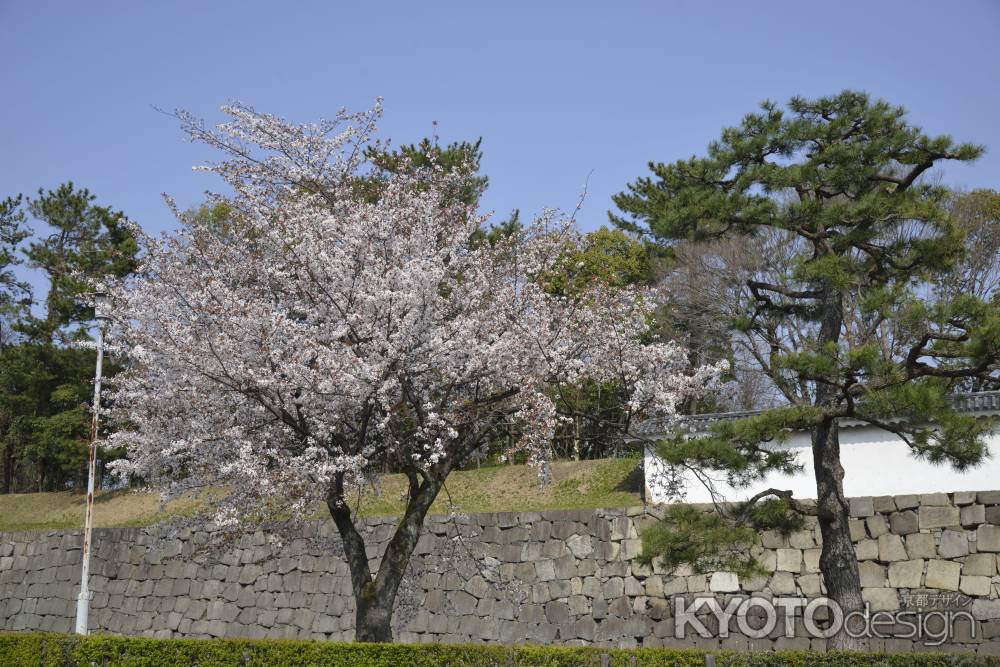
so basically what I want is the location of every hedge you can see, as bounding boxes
[0,633,996,667]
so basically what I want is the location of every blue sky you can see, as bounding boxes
[2,0,999,248]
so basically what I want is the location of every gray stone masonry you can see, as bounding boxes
[3,490,1000,653]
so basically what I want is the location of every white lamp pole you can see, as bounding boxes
[75,291,111,636]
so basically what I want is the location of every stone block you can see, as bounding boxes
[961,504,986,526]
[569,617,596,641]
[685,574,706,593]
[878,534,907,562]
[238,564,263,585]
[662,576,687,596]
[709,571,739,593]
[450,591,477,615]
[986,505,1000,525]
[609,517,636,541]
[644,576,664,598]
[939,529,970,558]
[601,541,621,562]
[207,619,227,637]
[769,571,796,595]
[788,530,815,549]
[960,575,992,597]
[760,530,787,549]
[798,573,822,596]
[887,559,923,588]
[859,561,886,587]
[620,539,642,560]
[630,560,651,577]
[848,520,867,542]
[925,560,961,591]
[953,491,978,506]
[534,560,556,582]
[977,525,1000,552]
[580,576,601,598]
[862,588,899,611]
[544,600,570,625]
[803,548,821,573]
[920,493,949,507]
[849,496,874,518]
[776,548,802,572]
[971,598,1000,621]
[465,575,491,599]
[895,494,920,510]
[873,496,897,513]
[963,553,996,577]
[566,534,594,559]
[888,511,918,535]
[976,491,1000,505]
[855,539,878,561]
[905,533,936,560]
[865,515,889,538]
[530,583,551,604]
[602,577,624,598]
[741,573,769,592]
[919,506,961,530]
[550,556,575,581]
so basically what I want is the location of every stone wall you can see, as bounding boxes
[2,491,1000,653]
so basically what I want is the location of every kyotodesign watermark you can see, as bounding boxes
[674,596,976,647]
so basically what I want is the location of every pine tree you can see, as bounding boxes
[25,182,138,342]
[0,183,137,493]
[612,91,1000,649]
[0,195,31,346]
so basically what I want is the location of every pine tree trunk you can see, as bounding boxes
[812,288,866,650]
[812,416,866,650]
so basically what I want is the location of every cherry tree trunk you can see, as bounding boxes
[355,596,393,643]
[328,476,443,643]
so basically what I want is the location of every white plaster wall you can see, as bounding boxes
[644,419,1000,504]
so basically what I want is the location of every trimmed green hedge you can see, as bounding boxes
[0,633,996,667]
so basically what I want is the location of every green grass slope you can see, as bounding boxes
[0,458,643,532]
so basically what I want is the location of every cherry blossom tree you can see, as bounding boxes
[104,102,722,641]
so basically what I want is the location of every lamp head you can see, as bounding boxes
[92,291,111,323]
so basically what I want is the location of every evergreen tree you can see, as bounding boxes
[365,136,522,248]
[612,91,1000,648]
[0,343,96,492]
[0,183,137,493]
[25,182,138,342]
[366,136,487,205]
[0,195,31,346]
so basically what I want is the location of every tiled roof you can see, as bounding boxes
[634,390,1000,438]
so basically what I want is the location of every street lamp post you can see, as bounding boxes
[75,291,111,636]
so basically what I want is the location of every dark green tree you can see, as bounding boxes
[0,183,137,493]
[0,343,96,493]
[612,91,1000,648]
[361,137,487,207]
[25,182,138,342]
[543,226,654,297]
[367,136,522,245]
[0,195,31,346]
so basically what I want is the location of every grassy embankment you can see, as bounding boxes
[0,457,642,532]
